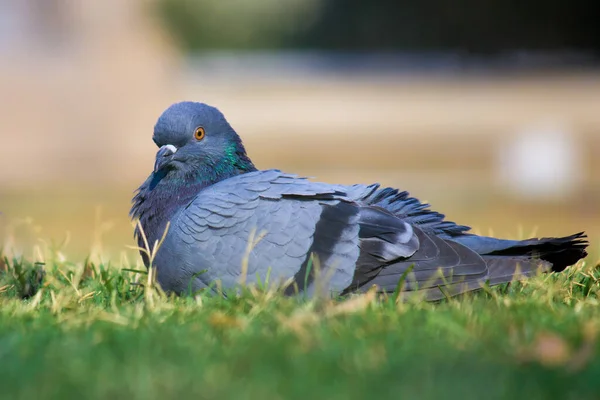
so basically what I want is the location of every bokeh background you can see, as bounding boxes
[1,0,599,262]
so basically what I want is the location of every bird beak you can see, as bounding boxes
[154,144,178,173]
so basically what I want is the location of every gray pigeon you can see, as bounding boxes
[130,102,588,300]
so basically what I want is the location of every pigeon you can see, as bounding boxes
[130,102,588,300]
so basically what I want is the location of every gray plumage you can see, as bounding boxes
[131,102,588,300]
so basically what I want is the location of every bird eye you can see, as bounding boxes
[194,126,206,140]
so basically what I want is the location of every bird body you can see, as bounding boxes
[131,102,588,300]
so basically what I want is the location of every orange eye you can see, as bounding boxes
[194,126,206,140]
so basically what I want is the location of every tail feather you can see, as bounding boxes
[484,232,588,272]
[372,232,588,301]
[484,256,551,281]
[404,256,552,302]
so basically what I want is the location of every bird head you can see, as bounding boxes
[151,102,255,177]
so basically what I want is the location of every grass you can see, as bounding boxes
[1,244,600,400]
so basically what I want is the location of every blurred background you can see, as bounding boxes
[0,0,599,262]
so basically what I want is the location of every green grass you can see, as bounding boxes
[1,249,600,400]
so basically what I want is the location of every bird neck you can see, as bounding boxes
[207,144,256,183]
[131,153,257,255]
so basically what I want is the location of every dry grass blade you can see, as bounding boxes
[326,286,378,317]
[239,228,267,286]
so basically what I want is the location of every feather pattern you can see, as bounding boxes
[131,102,589,299]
